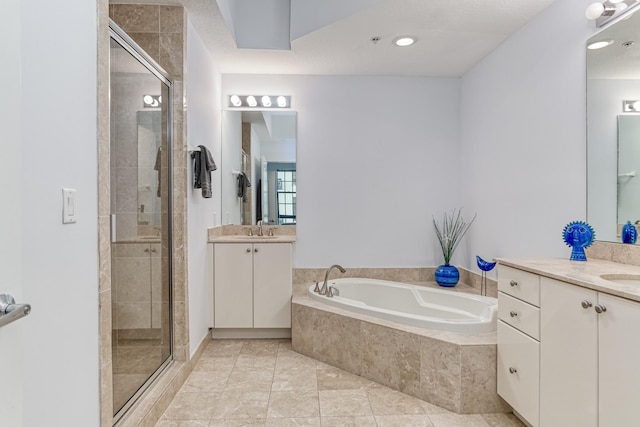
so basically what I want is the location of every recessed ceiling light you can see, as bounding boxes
[393,35,417,47]
[587,39,614,50]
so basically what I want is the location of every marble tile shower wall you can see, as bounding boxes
[99,4,190,426]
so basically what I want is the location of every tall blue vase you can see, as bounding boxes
[435,264,459,287]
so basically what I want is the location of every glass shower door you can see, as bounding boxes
[109,28,172,419]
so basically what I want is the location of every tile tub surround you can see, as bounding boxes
[292,287,510,415]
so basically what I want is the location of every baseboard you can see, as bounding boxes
[212,328,291,339]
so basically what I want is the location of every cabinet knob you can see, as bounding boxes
[144,248,150,253]
[595,304,607,314]
[151,248,156,253]
[246,248,251,253]
[254,248,258,253]
[509,367,517,374]
[581,300,592,309]
[509,311,518,317]
[510,280,518,287]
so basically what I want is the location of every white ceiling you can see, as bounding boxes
[114,0,558,77]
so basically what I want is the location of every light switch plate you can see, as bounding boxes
[62,188,76,224]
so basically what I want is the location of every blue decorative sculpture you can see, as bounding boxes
[562,221,595,261]
[476,256,496,296]
[622,221,637,244]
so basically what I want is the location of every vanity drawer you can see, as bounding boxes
[498,292,540,340]
[498,266,540,307]
[498,320,540,427]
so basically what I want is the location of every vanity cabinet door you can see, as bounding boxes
[253,243,292,328]
[497,321,539,427]
[598,293,640,427]
[214,243,253,328]
[540,277,597,427]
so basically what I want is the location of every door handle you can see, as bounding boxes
[0,294,31,328]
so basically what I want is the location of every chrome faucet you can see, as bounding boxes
[257,220,264,236]
[319,264,346,296]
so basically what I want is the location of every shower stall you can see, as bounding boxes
[109,22,173,420]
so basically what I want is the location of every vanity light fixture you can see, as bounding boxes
[623,100,640,112]
[587,39,614,49]
[393,35,417,47]
[228,95,291,108]
[585,0,640,26]
[142,95,161,108]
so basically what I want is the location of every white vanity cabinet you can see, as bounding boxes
[498,262,640,427]
[540,277,640,427]
[213,242,292,329]
[497,266,541,427]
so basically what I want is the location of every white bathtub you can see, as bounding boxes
[307,278,498,334]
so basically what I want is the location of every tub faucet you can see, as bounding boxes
[319,264,346,296]
[257,220,264,236]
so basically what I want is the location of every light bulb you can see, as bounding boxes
[230,95,241,107]
[261,96,272,107]
[587,39,614,49]
[393,36,417,47]
[633,101,640,111]
[143,95,154,105]
[247,96,257,107]
[277,96,287,107]
[609,0,624,3]
[585,2,605,19]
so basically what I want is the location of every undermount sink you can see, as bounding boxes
[600,274,640,286]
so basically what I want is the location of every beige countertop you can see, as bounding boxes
[498,257,640,303]
[208,235,296,243]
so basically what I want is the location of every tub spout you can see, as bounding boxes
[320,264,346,296]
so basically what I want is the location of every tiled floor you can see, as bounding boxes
[156,339,524,427]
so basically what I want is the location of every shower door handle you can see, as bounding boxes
[0,294,32,328]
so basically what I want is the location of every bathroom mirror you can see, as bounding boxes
[586,8,640,243]
[221,110,297,225]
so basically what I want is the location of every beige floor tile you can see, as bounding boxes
[366,387,426,415]
[266,418,321,426]
[226,368,274,392]
[267,391,320,418]
[182,370,230,392]
[272,366,318,392]
[163,391,220,420]
[420,399,454,414]
[276,349,318,370]
[193,356,237,373]
[481,413,526,427]
[208,419,266,426]
[318,390,373,417]
[203,340,244,357]
[211,390,270,420]
[155,420,210,427]
[319,416,377,426]
[316,365,379,391]
[428,413,491,427]
[235,354,277,370]
[375,414,434,427]
[240,339,281,356]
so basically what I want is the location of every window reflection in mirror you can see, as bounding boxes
[587,9,640,243]
[221,110,297,225]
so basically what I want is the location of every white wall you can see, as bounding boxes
[186,19,220,355]
[222,75,462,268]
[459,0,597,276]
[14,0,100,425]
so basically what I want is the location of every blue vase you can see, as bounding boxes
[622,221,637,244]
[435,264,459,287]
